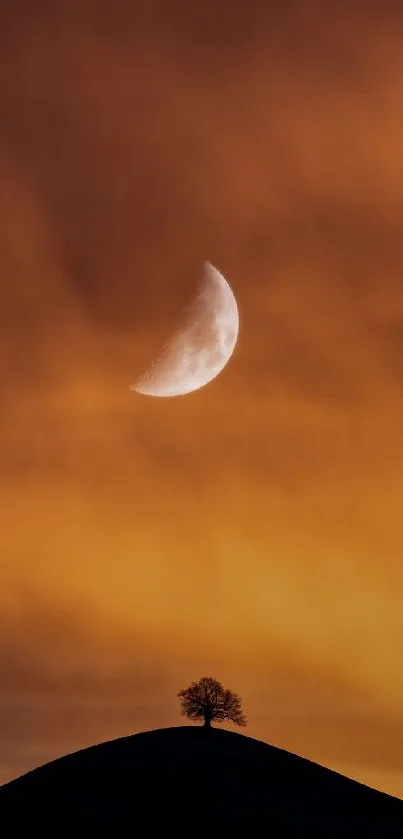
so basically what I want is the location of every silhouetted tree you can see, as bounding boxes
[178,676,247,729]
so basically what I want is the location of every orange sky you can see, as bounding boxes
[2,0,403,798]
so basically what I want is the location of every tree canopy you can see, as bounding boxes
[178,676,246,728]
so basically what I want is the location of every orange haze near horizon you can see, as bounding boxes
[2,0,403,798]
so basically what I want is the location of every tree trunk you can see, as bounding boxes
[203,717,211,728]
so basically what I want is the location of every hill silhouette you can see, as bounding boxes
[0,726,402,834]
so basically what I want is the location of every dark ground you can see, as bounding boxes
[0,725,402,834]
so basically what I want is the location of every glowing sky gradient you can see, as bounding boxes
[2,0,403,799]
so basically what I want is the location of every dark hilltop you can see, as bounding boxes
[0,726,402,834]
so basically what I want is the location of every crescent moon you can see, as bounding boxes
[131,262,239,397]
